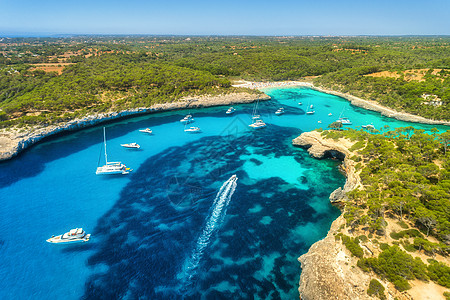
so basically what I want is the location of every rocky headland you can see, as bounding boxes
[293,131,371,299]
[0,92,270,161]
[293,131,449,300]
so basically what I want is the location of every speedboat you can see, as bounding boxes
[96,127,131,175]
[226,107,236,114]
[139,128,152,134]
[298,102,302,105]
[275,108,285,115]
[328,113,333,116]
[336,117,352,125]
[121,143,140,149]
[180,114,194,124]
[184,126,201,133]
[306,110,315,115]
[47,228,90,244]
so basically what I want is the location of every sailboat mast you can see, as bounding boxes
[103,127,108,164]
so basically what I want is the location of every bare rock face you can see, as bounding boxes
[293,131,362,195]
[293,131,370,299]
[298,216,372,300]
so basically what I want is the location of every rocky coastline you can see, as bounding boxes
[0,92,270,161]
[308,85,450,126]
[237,80,450,126]
[293,131,371,300]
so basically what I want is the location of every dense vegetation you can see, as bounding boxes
[1,36,449,127]
[321,127,450,293]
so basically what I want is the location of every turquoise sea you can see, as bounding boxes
[0,87,448,299]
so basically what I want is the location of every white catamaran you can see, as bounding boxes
[249,99,267,129]
[96,127,131,175]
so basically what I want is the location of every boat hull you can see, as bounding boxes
[47,234,91,244]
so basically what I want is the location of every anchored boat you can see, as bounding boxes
[139,128,152,134]
[96,127,131,175]
[184,126,201,133]
[47,228,90,244]
[120,143,140,149]
[226,107,236,114]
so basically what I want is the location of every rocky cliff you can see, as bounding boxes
[293,131,371,300]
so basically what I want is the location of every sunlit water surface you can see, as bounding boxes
[0,87,447,299]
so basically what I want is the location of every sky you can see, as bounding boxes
[0,0,449,36]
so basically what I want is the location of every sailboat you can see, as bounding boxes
[96,127,131,175]
[305,102,315,115]
[336,108,352,125]
[249,99,266,129]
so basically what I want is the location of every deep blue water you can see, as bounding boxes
[0,87,448,299]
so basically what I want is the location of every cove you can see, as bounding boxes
[0,87,447,299]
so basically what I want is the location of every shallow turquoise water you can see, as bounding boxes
[0,87,447,299]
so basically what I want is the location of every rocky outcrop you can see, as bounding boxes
[293,131,362,203]
[0,92,270,161]
[298,215,372,300]
[293,131,371,299]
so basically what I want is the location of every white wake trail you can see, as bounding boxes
[180,175,238,287]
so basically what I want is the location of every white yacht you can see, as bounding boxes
[184,126,201,133]
[139,128,152,134]
[180,114,194,124]
[96,128,131,175]
[121,143,140,149]
[226,107,236,114]
[275,108,285,115]
[47,228,90,244]
[362,123,375,129]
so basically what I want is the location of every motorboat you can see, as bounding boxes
[275,108,285,115]
[362,123,375,129]
[139,128,152,134]
[47,228,90,244]
[180,114,194,124]
[96,127,131,175]
[336,117,352,125]
[184,126,201,133]
[298,102,302,105]
[328,113,333,116]
[120,143,140,149]
[226,107,236,114]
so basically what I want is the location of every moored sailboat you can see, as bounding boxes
[96,127,131,175]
